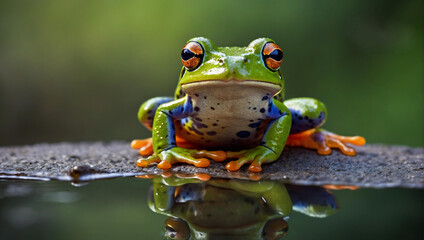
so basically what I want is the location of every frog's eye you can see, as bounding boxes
[262,218,289,240]
[262,42,283,71]
[181,41,204,71]
[164,217,190,240]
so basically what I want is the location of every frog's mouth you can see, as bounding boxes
[181,80,282,98]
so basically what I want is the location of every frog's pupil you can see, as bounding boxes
[181,49,195,61]
[269,49,283,61]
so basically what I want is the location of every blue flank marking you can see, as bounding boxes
[175,184,203,202]
[287,186,338,210]
[261,118,277,142]
[166,97,194,119]
[260,100,288,148]
[266,100,287,119]
[163,113,177,148]
[289,109,325,134]
[163,97,195,147]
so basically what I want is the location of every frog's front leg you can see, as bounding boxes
[136,97,226,169]
[284,98,365,155]
[131,97,173,155]
[226,100,292,172]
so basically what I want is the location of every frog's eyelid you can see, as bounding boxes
[186,41,204,55]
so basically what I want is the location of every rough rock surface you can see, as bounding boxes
[0,142,423,188]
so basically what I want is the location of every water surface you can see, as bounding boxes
[0,177,422,240]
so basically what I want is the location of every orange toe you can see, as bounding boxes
[193,158,210,168]
[226,161,242,171]
[248,163,262,172]
[194,173,211,181]
[158,161,172,169]
[339,146,356,156]
[139,146,154,155]
[352,136,366,145]
[287,129,365,157]
[136,159,150,167]
[207,150,227,162]
[131,138,152,149]
[131,140,143,149]
[132,138,154,156]
[327,139,356,156]
[249,173,262,181]
[317,145,332,155]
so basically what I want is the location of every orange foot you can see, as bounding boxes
[136,147,226,169]
[131,138,154,155]
[131,136,198,156]
[286,129,366,156]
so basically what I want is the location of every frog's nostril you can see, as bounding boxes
[218,58,224,63]
[243,57,248,63]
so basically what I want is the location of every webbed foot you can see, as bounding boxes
[225,146,278,172]
[131,138,154,155]
[136,147,226,169]
[131,137,199,156]
[286,129,365,156]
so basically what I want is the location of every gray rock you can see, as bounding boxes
[0,142,422,188]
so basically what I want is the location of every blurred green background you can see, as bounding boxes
[0,0,422,147]
[0,1,422,240]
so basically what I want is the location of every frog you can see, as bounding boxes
[146,174,339,240]
[131,37,365,172]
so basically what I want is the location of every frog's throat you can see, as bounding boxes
[181,80,282,97]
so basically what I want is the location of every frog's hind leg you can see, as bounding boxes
[132,97,174,156]
[284,98,365,156]
[138,97,174,130]
[284,97,327,135]
[287,129,365,156]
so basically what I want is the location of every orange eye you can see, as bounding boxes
[165,218,190,240]
[181,41,204,71]
[262,42,283,71]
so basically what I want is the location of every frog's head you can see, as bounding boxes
[177,37,284,98]
[163,217,289,240]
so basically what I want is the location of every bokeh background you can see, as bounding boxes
[0,1,422,239]
[0,0,422,147]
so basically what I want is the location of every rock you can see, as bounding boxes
[0,142,422,188]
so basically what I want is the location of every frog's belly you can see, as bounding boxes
[177,116,268,149]
[177,81,276,149]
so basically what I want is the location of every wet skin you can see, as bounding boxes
[132,37,365,172]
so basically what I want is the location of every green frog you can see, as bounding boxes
[132,37,365,172]
[146,174,339,240]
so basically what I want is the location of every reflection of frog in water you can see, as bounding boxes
[146,174,338,239]
[132,37,365,172]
